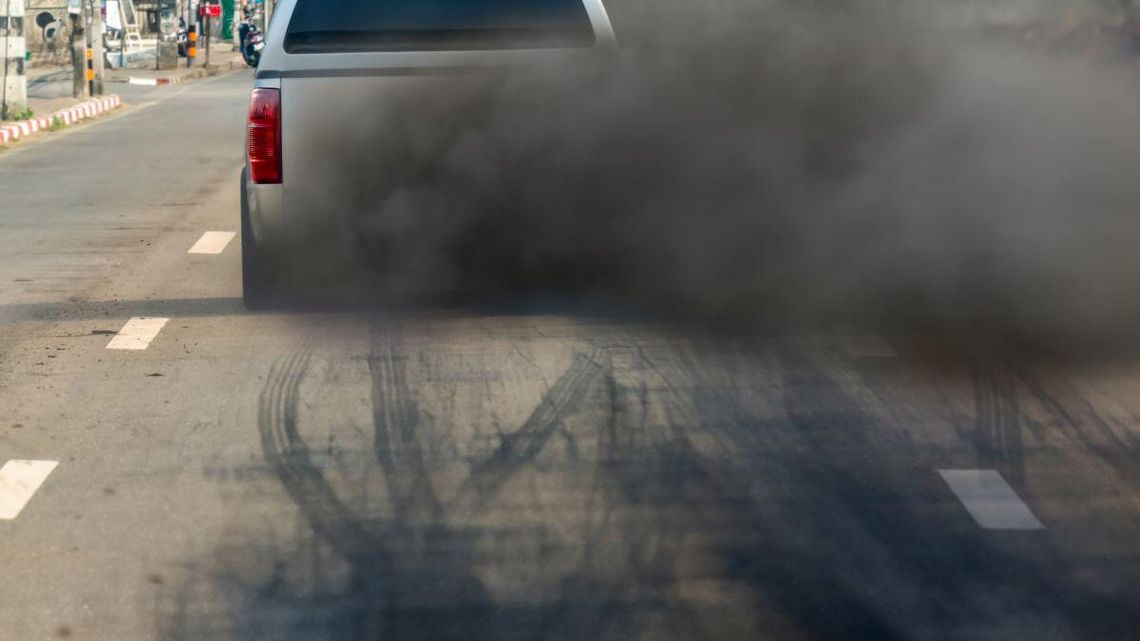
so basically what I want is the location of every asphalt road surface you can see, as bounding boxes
[1,71,1139,641]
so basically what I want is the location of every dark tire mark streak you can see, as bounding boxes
[449,350,606,510]
[644,341,912,641]
[368,327,444,524]
[532,344,709,641]
[729,343,1131,640]
[253,335,1140,641]
[972,359,1026,482]
[261,344,494,640]
[258,347,396,639]
[1016,368,1140,487]
[260,340,646,640]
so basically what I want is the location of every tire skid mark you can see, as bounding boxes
[782,346,1100,637]
[628,340,911,640]
[257,345,400,638]
[971,359,1026,482]
[640,341,1112,640]
[518,347,633,641]
[261,343,495,640]
[250,334,1139,641]
[530,342,710,641]
[259,337,624,639]
[1018,368,1138,455]
[448,349,607,511]
[368,326,444,524]
[771,344,1135,641]
[589,339,766,637]
[259,346,388,567]
[1013,370,1140,521]
[969,357,1140,493]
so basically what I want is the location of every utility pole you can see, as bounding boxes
[90,0,104,95]
[70,2,85,97]
[119,7,126,69]
[156,0,176,68]
[83,0,94,96]
[203,7,209,66]
[1,0,27,120]
[186,21,195,67]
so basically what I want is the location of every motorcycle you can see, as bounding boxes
[238,16,264,67]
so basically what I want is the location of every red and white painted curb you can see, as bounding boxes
[127,76,183,86]
[0,95,122,145]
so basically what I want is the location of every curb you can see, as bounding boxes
[0,95,123,145]
[120,59,245,87]
[127,76,186,86]
[128,71,200,86]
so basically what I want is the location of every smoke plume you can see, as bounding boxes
[279,0,1140,348]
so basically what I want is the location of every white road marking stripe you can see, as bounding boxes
[188,231,236,255]
[844,337,898,358]
[939,469,1045,530]
[0,460,59,520]
[106,317,170,350]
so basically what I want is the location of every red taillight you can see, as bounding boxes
[247,88,281,184]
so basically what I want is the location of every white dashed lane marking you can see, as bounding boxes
[0,460,59,520]
[188,231,236,255]
[106,317,170,350]
[939,469,1045,530]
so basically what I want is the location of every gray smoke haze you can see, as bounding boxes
[280,0,1140,348]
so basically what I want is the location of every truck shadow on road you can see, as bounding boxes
[0,297,247,323]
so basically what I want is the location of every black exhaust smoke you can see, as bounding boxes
[289,0,1140,349]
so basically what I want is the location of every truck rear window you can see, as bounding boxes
[285,0,596,53]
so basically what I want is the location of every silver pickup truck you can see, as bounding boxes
[241,0,616,307]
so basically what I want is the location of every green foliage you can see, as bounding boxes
[2,107,35,122]
[48,116,66,132]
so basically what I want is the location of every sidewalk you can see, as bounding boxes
[24,66,83,117]
[12,65,121,135]
[108,49,247,86]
